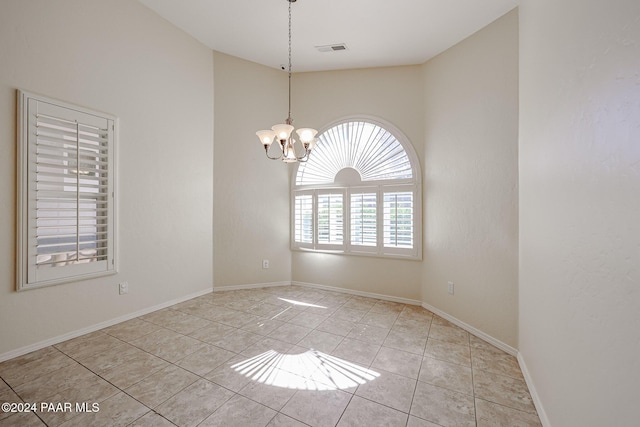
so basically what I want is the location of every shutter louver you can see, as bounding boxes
[294,194,313,244]
[35,111,110,268]
[350,193,377,246]
[317,193,343,245]
[383,192,413,249]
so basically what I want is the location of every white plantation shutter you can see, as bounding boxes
[292,117,421,259]
[350,192,377,247]
[384,192,413,249]
[17,91,117,290]
[294,194,313,245]
[317,192,344,246]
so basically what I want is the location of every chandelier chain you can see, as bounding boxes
[287,0,292,123]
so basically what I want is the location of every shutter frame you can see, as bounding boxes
[16,90,118,291]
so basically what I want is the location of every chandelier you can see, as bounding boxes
[256,0,317,163]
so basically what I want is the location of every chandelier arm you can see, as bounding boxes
[264,145,283,160]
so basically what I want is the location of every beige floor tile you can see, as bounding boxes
[342,298,376,311]
[418,356,474,395]
[424,339,471,367]
[0,380,21,421]
[411,382,476,427]
[176,344,236,376]
[371,346,423,379]
[99,351,169,389]
[241,337,295,357]
[125,364,198,408]
[355,368,417,412]
[0,412,45,427]
[369,300,405,315]
[162,313,213,335]
[337,395,407,427]
[288,312,328,329]
[0,347,75,388]
[331,338,380,366]
[14,362,96,402]
[102,318,161,342]
[359,312,399,329]
[58,392,149,427]
[239,379,297,410]
[188,322,236,343]
[393,317,432,335]
[205,355,254,392]
[281,389,352,427]
[406,415,441,427]
[200,394,277,427]
[331,307,367,323]
[347,323,390,345]
[75,341,144,373]
[0,286,543,427]
[296,330,344,353]
[428,323,471,346]
[383,330,427,354]
[52,331,106,354]
[155,379,234,427]
[129,411,176,427]
[268,323,312,345]
[267,413,309,427]
[211,329,263,353]
[471,346,524,380]
[216,310,263,328]
[131,328,207,362]
[316,317,355,337]
[38,375,120,426]
[241,318,285,336]
[476,398,542,426]
[473,370,537,414]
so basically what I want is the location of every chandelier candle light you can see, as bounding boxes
[256,0,317,163]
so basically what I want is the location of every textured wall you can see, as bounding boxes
[519,0,640,425]
[421,10,520,347]
[212,52,293,288]
[0,0,214,356]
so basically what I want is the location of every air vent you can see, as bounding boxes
[315,43,348,52]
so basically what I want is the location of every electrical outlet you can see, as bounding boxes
[119,282,129,295]
[447,281,454,295]
[262,259,269,269]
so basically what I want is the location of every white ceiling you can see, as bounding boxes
[139,0,518,73]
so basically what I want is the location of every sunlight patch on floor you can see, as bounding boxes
[231,349,379,391]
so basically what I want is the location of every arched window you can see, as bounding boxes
[292,117,421,259]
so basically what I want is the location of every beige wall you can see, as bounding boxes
[290,66,425,301]
[0,0,214,356]
[519,0,640,425]
[421,10,519,347]
[213,52,292,288]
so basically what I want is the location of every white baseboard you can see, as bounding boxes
[0,288,213,363]
[213,281,291,292]
[517,352,551,427]
[421,301,518,357]
[292,281,422,306]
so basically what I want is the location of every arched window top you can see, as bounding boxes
[295,119,416,186]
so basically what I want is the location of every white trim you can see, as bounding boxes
[518,352,551,427]
[421,301,518,356]
[0,288,212,363]
[293,281,422,306]
[213,281,292,292]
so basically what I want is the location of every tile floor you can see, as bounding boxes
[0,286,542,426]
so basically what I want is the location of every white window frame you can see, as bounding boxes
[16,90,118,291]
[291,116,422,260]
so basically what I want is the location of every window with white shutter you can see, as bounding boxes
[292,117,421,259]
[17,90,117,290]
